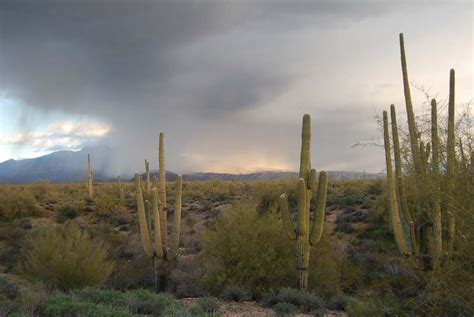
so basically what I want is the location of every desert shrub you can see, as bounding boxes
[16,283,49,317]
[0,187,41,220]
[202,201,295,295]
[55,205,77,223]
[219,286,251,302]
[273,302,297,317]
[326,294,351,311]
[74,288,129,307]
[94,192,120,216]
[40,294,134,317]
[0,276,19,299]
[21,222,115,290]
[196,296,220,314]
[126,289,176,315]
[262,288,325,312]
[0,223,28,272]
[28,180,50,199]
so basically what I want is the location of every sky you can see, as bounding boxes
[0,1,472,174]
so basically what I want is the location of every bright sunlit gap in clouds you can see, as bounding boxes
[0,95,111,162]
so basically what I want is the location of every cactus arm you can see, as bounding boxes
[310,171,327,245]
[145,159,151,195]
[399,33,423,178]
[299,114,311,181]
[431,99,443,263]
[169,175,182,259]
[135,174,154,257]
[446,69,456,191]
[279,194,296,240]
[158,132,167,252]
[444,70,456,254]
[383,111,410,254]
[151,188,163,258]
[390,105,413,225]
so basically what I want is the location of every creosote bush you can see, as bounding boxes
[55,205,77,223]
[0,186,41,220]
[21,222,115,290]
[202,201,295,295]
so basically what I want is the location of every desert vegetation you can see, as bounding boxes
[0,34,472,317]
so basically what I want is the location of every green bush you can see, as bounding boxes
[0,187,41,220]
[196,296,220,314]
[219,285,251,302]
[40,295,134,317]
[326,294,351,311]
[126,289,176,315]
[94,192,120,216]
[21,222,115,290]
[273,302,297,317]
[202,202,295,295]
[262,288,325,313]
[56,205,77,223]
[74,288,129,307]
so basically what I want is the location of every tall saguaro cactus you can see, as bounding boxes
[135,132,182,292]
[145,159,151,196]
[279,114,328,290]
[382,33,458,268]
[87,154,93,199]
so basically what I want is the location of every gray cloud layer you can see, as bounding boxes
[0,1,472,174]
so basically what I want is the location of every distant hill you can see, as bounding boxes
[0,147,115,183]
[0,148,384,183]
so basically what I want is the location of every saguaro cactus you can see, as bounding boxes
[382,34,459,267]
[279,114,328,290]
[87,154,93,199]
[118,177,125,206]
[145,159,151,196]
[135,132,182,292]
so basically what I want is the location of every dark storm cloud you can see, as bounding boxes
[0,1,471,173]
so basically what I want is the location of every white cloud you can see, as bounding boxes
[0,120,111,151]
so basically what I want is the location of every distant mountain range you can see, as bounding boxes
[0,147,384,183]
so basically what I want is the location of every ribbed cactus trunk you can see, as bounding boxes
[382,34,460,268]
[431,99,442,265]
[159,132,167,256]
[135,132,182,292]
[383,111,410,254]
[87,154,93,199]
[399,33,423,179]
[445,69,456,253]
[279,114,328,290]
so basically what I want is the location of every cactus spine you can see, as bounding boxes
[382,34,458,267]
[135,132,182,292]
[87,154,93,199]
[279,114,328,290]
